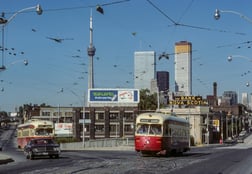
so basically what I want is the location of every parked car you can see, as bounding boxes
[239,130,247,137]
[24,138,61,160]
[237,136,244,143]
[237,130,247,143]
[223,137,237,144]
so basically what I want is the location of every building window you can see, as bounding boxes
[95,125,104,132]
[41,112,50,116]
[110,124,120,137]
[109,113,119,121]
[125,112,134,121]
[110,125,117,132]
[53,112,62,117]
[125,124,134,132]
[84,112,90,119]
[65,112,73,117]
[82,112,90,119]
[85,125,90,133]
[96,113,104,120]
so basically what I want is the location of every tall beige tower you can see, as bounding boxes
[174,41,192,96]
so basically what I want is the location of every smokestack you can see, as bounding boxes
[213,82,217,106]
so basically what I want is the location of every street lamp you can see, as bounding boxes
[158,52,169,60]
[3,4,42,25]
[96,5,104,14]
[227,55,252,62]
[0,4,43,70]
[11,59,28,67]
[214,9,252,24]
[0,59,28,72]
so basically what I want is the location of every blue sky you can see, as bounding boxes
[0,0,252,112]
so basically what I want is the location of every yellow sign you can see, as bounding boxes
[212,120,219,127]
[169,96,208,106]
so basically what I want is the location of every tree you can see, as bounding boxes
[138,89,157,110]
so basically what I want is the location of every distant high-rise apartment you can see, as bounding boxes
[174,41,192,96]
[242,92,249,107]
[223,91,238,105]
[250,94,252,110]
[134,51,156,91]
[157,71,169,92]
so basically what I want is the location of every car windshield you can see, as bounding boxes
[32,139,54,145]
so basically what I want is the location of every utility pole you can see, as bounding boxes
[206,113,209,144]
[83,93,85,147]
[221,111,223,143]
[226,115,228,138]
[231,115,234,138]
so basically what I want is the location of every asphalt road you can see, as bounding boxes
[1,125,252,174]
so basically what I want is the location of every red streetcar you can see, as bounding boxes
[135,112,190,156]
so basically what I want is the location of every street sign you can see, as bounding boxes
[79,119,91,124]
[212,119,219,127]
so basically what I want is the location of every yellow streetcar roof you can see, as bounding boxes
[136,112,188,124]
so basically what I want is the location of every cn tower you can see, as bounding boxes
[87,11,96,89]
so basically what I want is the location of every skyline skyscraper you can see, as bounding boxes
[223,91,238,105]
[242,92,249,108]
[157,71,169,92]
[174,41,192,96]
[134,51,156,91]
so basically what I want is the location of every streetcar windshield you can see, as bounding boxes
[149,124,161,135]
[136,124,148,134]
[136,124,162,135]
[35,128,53,136]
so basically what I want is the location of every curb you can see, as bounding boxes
[0,155,14,165]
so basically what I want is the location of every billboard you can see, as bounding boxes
[88,88,139,103]
[54,123,73,137]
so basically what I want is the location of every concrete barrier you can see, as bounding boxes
[60,138,134,151]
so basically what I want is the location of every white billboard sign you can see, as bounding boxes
[54,123,73,137]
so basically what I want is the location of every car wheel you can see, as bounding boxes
[29,152,34,160]
[55,154,59,159]
[26,153,29,159]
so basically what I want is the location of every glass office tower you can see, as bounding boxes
[134,51,156,91]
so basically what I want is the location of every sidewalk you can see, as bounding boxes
[0,154,14,164]
[0,126,15,165]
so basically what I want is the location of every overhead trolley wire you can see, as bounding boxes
[146,0,246,35]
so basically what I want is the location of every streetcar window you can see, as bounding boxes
[169,128,172,136]
[35,129,52,135]
[136,124,148,134]
[149,124,161,135]
[164,124,168,136]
